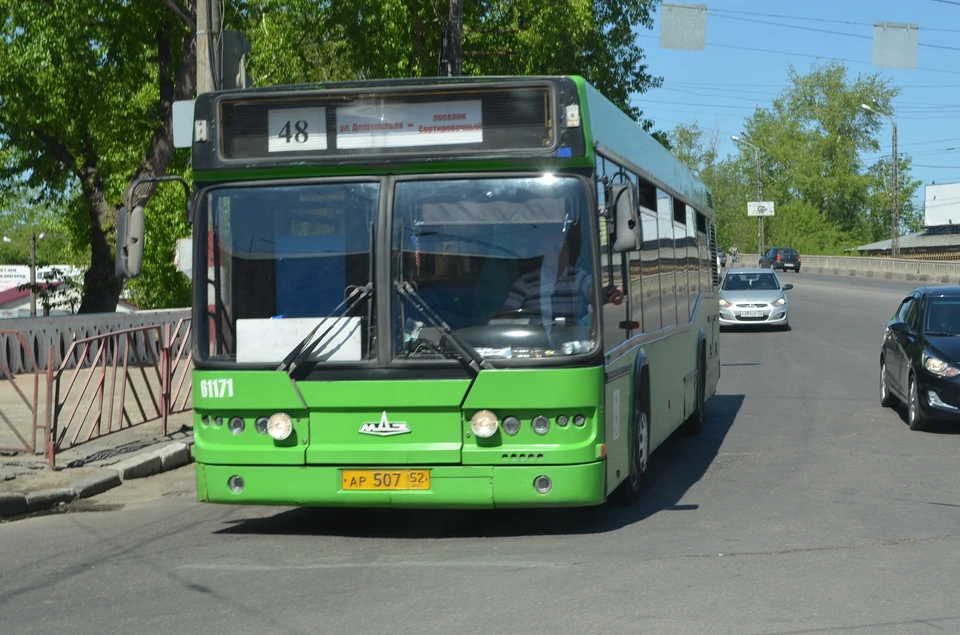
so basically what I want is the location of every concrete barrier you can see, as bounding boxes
[730,254,960,285]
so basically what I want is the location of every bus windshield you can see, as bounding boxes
[198,175,599,365]
[393,176,599,360]
[201,181,379,364]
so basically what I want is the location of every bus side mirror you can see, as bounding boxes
[116,205,145,279]
[611,182,640,253]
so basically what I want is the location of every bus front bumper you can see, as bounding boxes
[196,462,607,509]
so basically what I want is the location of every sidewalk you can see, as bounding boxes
[0,410,195,520]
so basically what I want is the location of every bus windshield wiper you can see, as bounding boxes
[395,280,494,376]
[278,282,373,376]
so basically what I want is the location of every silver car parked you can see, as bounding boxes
[718,268,793,329]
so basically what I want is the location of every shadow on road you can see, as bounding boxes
[215,394,745,539]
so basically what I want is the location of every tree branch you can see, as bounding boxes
[32,127,81,179]
[126,18,196,207]
[158,0,195,31]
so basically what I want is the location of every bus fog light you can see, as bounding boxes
[534,475,552,494]
[470,410,499,438]
[267,412,293,440]
[255,416,269,434]
[502,416,521,436]
[531,415,550,435]
[573,414,586,427]
[228,475,245,492]
[228,417,245,434]
[556,415,569,427]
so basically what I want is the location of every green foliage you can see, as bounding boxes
[232,0,664,129]
[0,0,193,312]
[0,188,86,267]
[670,61,925,255]
[125,159,193,310]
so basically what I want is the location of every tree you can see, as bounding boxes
[723,61,921,254]
[667,121,721,176]
[0,188,83,267]
[233,0,665,131]
[0,1,196,313]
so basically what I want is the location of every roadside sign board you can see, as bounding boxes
[748,201,775,217]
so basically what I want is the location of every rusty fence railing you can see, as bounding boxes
[47,319,193,468]
[0,330,45,455]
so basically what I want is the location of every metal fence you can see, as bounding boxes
[0,315,193,468]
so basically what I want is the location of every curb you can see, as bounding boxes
[0,439,194,520]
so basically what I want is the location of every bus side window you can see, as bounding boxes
[599,190,629,349]
[639,209,661,332]
[657,189,678,328]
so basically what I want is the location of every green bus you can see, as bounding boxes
[119,75,721,508]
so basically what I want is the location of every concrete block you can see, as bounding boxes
[73,471,122,499]
[0,492,27,517]
[151,442,192,471]
[25,488,77,513]
[112,454,163,481]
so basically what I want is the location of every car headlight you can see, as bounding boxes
[772,296,786,307]
[923,351,960,377]
[719,298,731,307]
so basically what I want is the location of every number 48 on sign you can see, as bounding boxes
[268,107,328,152]
[747,201,775,217]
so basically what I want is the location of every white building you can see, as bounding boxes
[924,182,960,227]
[0,265,138,318]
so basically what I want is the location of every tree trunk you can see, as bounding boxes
[77,9,197,314]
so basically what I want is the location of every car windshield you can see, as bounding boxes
[392,176,598,360]
[721,272,781,291]
[778,249,798,257]
[199,182,379,364]
[925,298,960,334]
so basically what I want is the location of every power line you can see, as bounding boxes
[929,0,960,6]
[710,7,960,34]
[711,13,960,52]
[638,33,960,76]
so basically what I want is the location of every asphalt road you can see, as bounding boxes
[2,272,960,635]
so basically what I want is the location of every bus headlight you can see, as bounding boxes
[470,410,499,438]
[266,412,293,440]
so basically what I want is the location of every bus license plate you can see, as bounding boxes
[341,470,431,491]
[740,311,763,318]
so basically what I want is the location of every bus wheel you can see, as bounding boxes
[609,397,651,507]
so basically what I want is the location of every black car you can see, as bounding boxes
[880,287,960,430]
[759,247,801,272]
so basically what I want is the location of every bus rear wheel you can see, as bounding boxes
[609,396,650,507]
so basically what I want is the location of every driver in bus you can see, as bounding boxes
[498,221,623,324]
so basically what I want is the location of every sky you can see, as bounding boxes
[631,0,960,210]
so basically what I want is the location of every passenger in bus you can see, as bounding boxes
[498,222,623,324]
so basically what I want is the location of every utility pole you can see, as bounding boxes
[446,0,463,76]
[861,102,899,259]
[754,145,764,257]
[891,120,899,258]
[732,135,766,258]
[29,231,36,318]
[196,0,221,94]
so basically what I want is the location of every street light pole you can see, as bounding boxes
[861,103,899,258]
[732,135,765,257]
[29,231,36,317]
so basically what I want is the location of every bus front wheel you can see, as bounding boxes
[609,387,651,507]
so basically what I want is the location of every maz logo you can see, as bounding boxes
[359,411,411,437]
